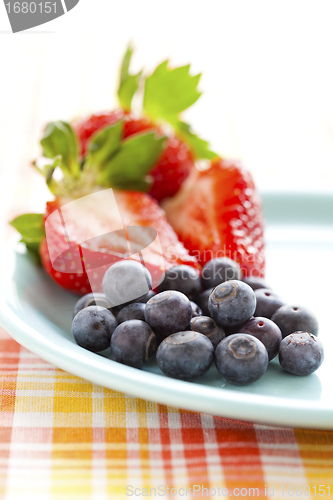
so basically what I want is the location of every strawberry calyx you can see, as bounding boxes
[117,44,142,111]
[142,61,217,160]
[33,118,167,199]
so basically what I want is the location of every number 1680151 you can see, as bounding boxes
[5,2,57,14]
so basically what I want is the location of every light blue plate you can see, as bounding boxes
[0,192,332,429]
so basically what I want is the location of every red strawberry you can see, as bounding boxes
[163,158,265,278]
[70,47,214,203]
[73,112,194,202]
[40,190,199,295]
[74,109,124,157]
[123,115,153,138]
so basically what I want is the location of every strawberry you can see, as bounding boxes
[163,158,265,278]
[74,109,124,157]
[74,112,194,202]
[38,191,198,295]
[71,45,216,203]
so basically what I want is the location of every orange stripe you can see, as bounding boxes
[294,428,333,494]
[214,417,267,497]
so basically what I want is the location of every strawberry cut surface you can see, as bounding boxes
[40,190,199,295]
[163,158,265,278]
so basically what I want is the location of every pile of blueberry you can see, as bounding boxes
[71,258,324,385]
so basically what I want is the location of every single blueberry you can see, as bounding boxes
[243,277,271,291]
[190,316,226,349]
[111,320,157,369]
[279,332,324,376]
[156,331,214,381]
[71,306,117,352]
[73,293,112,319]
[116,303,146,324]
[254,289,285,319]
[190,301,203,318]
[145,290,192,338]
[158,265,201,300]
[195,288,214,316]
[215,333,269,385]
[237,316,282,360]
[201,257,242,290]
[271,304,319,338]
[208,280,256,327]
[102,260,152,307]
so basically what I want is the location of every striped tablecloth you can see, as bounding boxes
[0,328,332,500]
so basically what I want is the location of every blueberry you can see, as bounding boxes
[158,265,201,300]
[190,301,203,318]
[201,257,242,290]
[208,280,256,327]
[195,288,214,316]
[215,333,269,385]
[279,332,324,376]
[243,277,271,291]
[71,306,117,352]
[190,316,226,349]
[237,316,282,360]
[111,320,157,369]
[102,260,152,307]
[116,303,146,324]
[254,289,285,319]
[145,291,192,338]
[271,304,319,339]
[73,293,112,318]
[156,331,214,381]
[135,290,156,304]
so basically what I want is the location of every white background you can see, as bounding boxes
[1,0,333,240]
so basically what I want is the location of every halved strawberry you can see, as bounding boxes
[163,158,265,278]
[39,190,198,295]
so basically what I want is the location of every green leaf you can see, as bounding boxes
[98,131,166,188]
[41,121,80,178]
[143,61,201,121]
[110,177,153,192]
[10,213,45,240]
[85,120,123,171]
[10,213,45,264]
[118,45,142,110]
[142,61,216,159]
[173,120,218,160]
